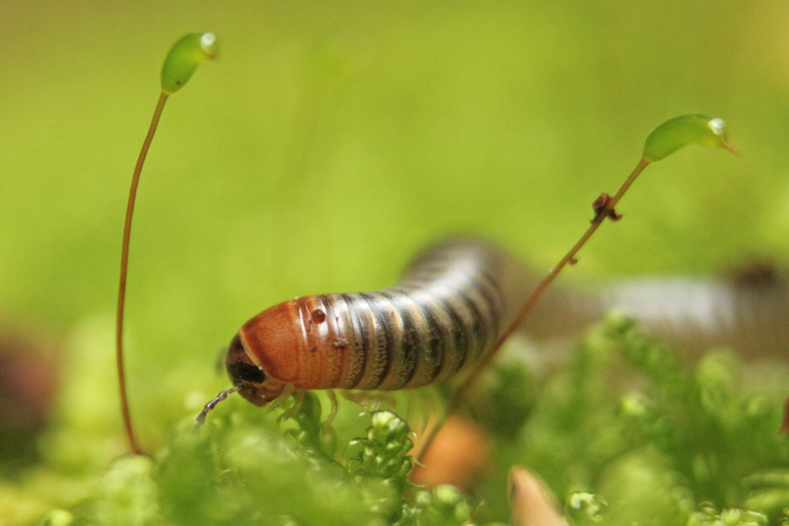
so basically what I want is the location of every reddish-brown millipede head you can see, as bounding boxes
[225,333,288,406]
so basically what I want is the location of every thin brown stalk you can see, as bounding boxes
[414,156,651,462]
[116,91,169,456]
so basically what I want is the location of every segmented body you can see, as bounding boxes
[226,237,789,407]
[522,261,789,361]
[597,274,789,360]
[227,239,533,405]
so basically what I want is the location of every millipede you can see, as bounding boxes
[199,237,534,421]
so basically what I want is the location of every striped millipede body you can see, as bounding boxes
[224,237,789,408]
[225,238,535,406]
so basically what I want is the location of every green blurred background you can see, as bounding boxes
[1,0,788,448]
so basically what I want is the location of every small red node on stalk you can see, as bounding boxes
[592,193,622,222]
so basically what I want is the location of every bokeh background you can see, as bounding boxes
[1,0,788,516]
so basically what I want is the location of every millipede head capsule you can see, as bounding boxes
[197,302,302,425]
[225,334,287,406]
[195,332,290,427]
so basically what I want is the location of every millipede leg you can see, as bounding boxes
[339,390,398,414]
[266,384,296,413]
[406,388,441,437]
[277,389,306,424]
[324,389,339,429]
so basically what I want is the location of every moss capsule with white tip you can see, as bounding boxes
[643,114,738,162]
[161,32,219,94]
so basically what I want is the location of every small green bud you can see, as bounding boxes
[689,505,769,526]
[37,510,74,526]
[428,485,473,523]
[161,32,218,94]
[620,393,649,418]
[642,115,737,162]
[353,411,414,490]
[567,492,609,524]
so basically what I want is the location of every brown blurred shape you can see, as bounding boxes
[0,327,59,464]
[410,415,492,493]
[508,466,566,526]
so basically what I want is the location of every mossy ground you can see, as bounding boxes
[13,314,789,526]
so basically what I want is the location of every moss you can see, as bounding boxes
[516,314,789,526]
[15,314,785,526]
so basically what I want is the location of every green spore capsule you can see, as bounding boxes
[643,115,738,162]
[161,32,218,94]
